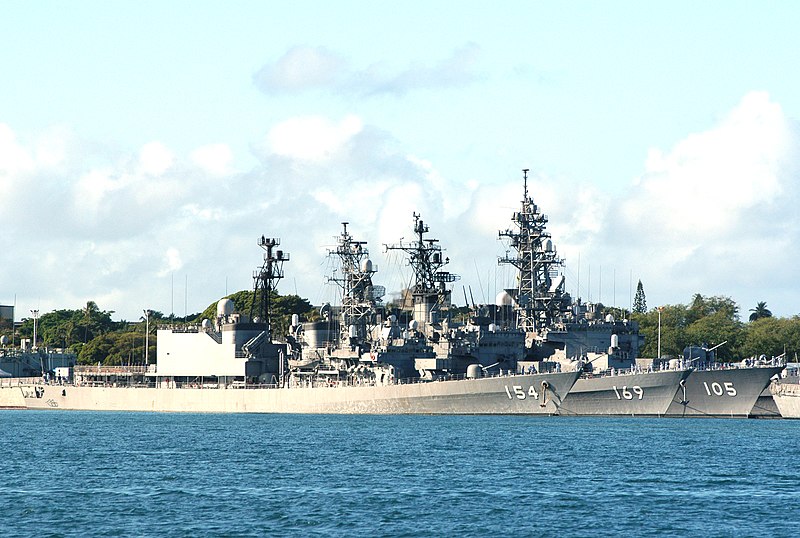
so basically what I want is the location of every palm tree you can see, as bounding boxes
[749,301,772,322]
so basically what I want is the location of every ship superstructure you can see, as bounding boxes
[386,214,531,378]
[10,225,579,414]
[498,170,690,415]
[498,169,569,336]
[498,170,643,366]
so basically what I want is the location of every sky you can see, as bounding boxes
[2,1,800,322]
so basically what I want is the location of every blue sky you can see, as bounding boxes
[2,1,799,322]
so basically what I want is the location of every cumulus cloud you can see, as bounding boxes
[191,143,234,176]
[4,92,800,321]
[138,141,174,176]
[265,115,363,161]
[253,43,483,97]
[253,46,346,94]
[576,91,800,313]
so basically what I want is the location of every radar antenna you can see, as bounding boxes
[250,236,290,337]
[327,223,383,349]
[498,169,568,333]
[385,213,460,325]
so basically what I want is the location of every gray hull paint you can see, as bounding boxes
[557,370,691,416]
[750,389,781,418]
[16,371,580,415]
[664,367,784,417]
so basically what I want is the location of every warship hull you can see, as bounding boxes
[664,366,784,417]
[750,387,781,418]
[557,369,691,416]
[12,371,580,415]
[771,382,800,419]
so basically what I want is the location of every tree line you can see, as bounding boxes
[3,290,797,366]
[630,292,798,361]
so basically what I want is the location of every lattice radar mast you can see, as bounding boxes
[327,222,385,347]
[385,213,460,325]
[250,236,289,337]
[498,169,567,333]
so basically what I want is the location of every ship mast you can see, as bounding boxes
[250,236,289,337]
[328,222,384,348]
[498,169,566,333]
[385,213,459,325]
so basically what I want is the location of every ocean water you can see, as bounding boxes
[0,412,797,537]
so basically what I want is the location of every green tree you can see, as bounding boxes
[636,304,688,358]
[685,311,743,361]
[632,280,646,314]
[749,301,772,322]
[195,291,316,335]
[77,331,155,366]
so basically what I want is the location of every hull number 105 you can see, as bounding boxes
[703,381,737,397]
[613,386,644,400]
[504,385,539,400]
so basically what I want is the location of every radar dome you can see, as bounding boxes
[217,298,234,318]
[495,291,513,307]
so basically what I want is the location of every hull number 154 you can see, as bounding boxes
[504,385,539,400]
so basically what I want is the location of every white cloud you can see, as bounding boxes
[578,91,799,313]
[253,43,483,97]
[4,93,800,322]
[138,141,174,176]
[266,115,362,161]
[626,91,787,237]
[253,45,345,94]
[159,247,183,276]
[191,143,233,175]
[0,124,34,176]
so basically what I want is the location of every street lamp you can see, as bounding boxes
[657,306,663,361]
[143,309,151,367]
[30,309,39,351]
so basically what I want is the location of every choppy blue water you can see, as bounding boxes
[0,412,797,537]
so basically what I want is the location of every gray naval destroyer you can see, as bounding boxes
[498,170,691,416]
[497,170,782,417]
[14,225,579,414]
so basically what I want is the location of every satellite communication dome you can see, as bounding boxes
[217,298,234,318]
[201,319,211,330]
[361,259,373,273]
[0,335,8,345]
[408,319,419,330]
[495,291,513,307]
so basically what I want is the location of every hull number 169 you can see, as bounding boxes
[613,386,644,400]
